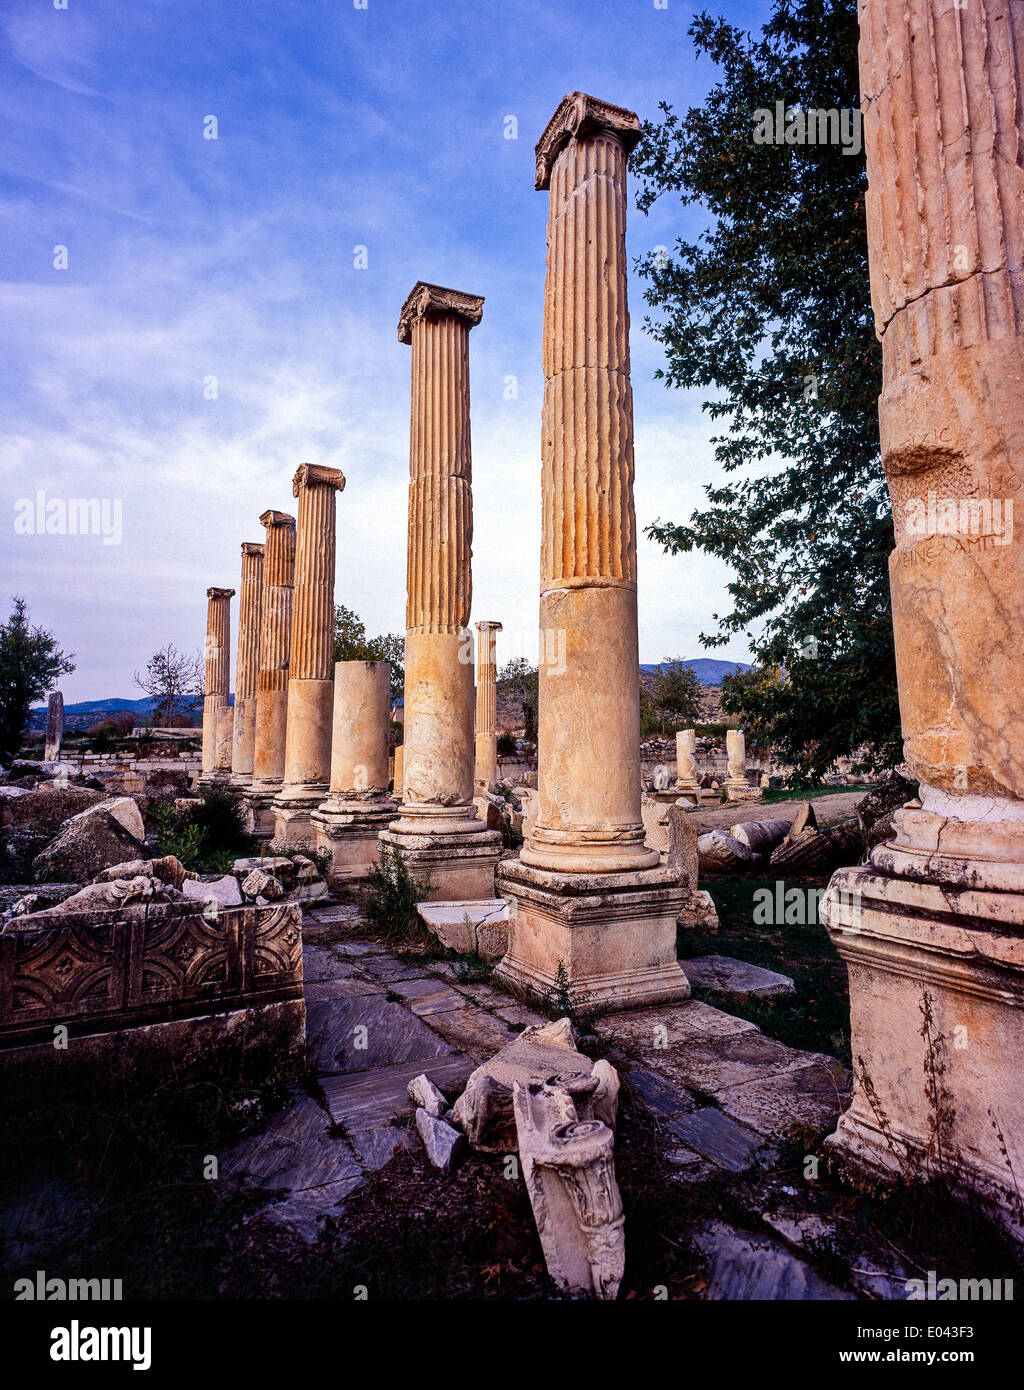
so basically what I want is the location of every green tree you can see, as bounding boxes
[333,605,405,712]
[631,0,901,781]
[133,643,203,727]
[651,658,703,731]
[498,657,538,746]
[0,597,75,764]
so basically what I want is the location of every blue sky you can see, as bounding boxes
[1,0,764,702]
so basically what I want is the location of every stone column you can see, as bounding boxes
[674,729,701,802]
[244,510,296,836]
[200,586,234,783]
[230,541,264,787]
[724,728,758,802]
[44,691,64,763]
[822,0,1024,1231]
[474,620,502,789]
[495,94,690,1010]
[393,743,404,799]
[312,661,398,885]
[273,464,345,847]
[379,282,501,902]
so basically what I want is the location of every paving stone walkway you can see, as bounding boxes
[221,901,849,1255]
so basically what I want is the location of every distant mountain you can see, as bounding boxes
[30,696,210,716]
[640,659,752,687]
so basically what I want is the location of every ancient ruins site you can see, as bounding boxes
[2,0,1022,1360]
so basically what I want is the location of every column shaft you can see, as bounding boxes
[201,586,234,778]
[231,542,264,782]
[252,511,296,786]
[474,621,502,787]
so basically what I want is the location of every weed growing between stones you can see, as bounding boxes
[360,841,432,946]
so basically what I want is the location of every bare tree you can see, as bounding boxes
[133,644,204,728]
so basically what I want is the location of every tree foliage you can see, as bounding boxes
[631,0,901,780]
[333,605,405,709]
[0,597,75,763]
[133,643,203,727]
[498,657,538,746]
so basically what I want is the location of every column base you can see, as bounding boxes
[198,770,233,790]
[272,785,328,851]
[241,782,281,839]
[724,781,761,803]
[493,857,692,1012]
[378,819,502,902]
[822,830,1024,1241]
[311,799,398,887]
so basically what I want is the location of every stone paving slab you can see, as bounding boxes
[259,1178,363,1243]
[387,977,468,1016]
[348,1124,420,1171]
[623,1065,697,1120]
[306,994,456,1076]
[221,1094,362,1193]
[421,1006,518,1062]
[355,955,433,983]
[682,954,796,1001]
[320,1054,476,1131]
[695,1221,856,1300]
[304,976,382,1002]
[303,945,366,983]
[712,1059,849,1139]
[664,1109,766,1173]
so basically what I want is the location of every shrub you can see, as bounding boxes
[361,842,432,946]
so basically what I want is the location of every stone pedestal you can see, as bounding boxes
[244,511,295,837]
[274,465,345,849]
[821,0,1024,1234]
[200,586,234,785]
[723,728,759,801]
[312,660,398,886]
[379,282,501,900]
[474,620,502,790]
[231,541,264,788]
[495,94,690,1010]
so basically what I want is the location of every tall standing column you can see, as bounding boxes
[495,93,691,1010]
[379,282,501,902]
[474,620,502,789]
[823,0,1024,1230]
[273,464,345,848]
[200,586,234,783]
[313,661,398,885]
[244,510,296,836]
[230,541,264,787]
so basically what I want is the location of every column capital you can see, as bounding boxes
[241,541,265,558]
[475,620,503,633]
[535,91,642,190]
[259,509,296,529]
[292,464,345,497]
[398,281,484,345]
[207,586,235,600]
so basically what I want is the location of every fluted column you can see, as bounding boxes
[274,464,344,844]
[252,510,296,787]
[230,541,264,785]
[822,0,1024,1225]
[379,283,501,903]
[201,586,234,779]
[390,282,485,834]
[493,93,690,1011]
[474,620,502,788]
[521,93,657,875]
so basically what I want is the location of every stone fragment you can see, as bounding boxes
[415,898,510,960]
[695,1222,855,1300]
[450,1017,616,1153]
[44,691,64,763]
[181,874,243,909]
[666,803,699,886]
[240,868,284,901]
[681,954,795,1001]
[31,810,148,884]
[93,855,188,889]
[697,830,757,872]
[513,1077,624,1300]
[784,799,817,841]
[0,786,104,837]
[415,1109,467,1173]
[408,1073,448,1116]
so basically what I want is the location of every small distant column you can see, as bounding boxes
[273,464,345,848]
[724,729,758,803]
[674,729,701,802]
[44,691,64,763]
[379,282,501,902]
[245,510,296,836]
[201,586,234,783]
[474,620,502,789]
[313,661,398,885]
[231,541,264,786]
